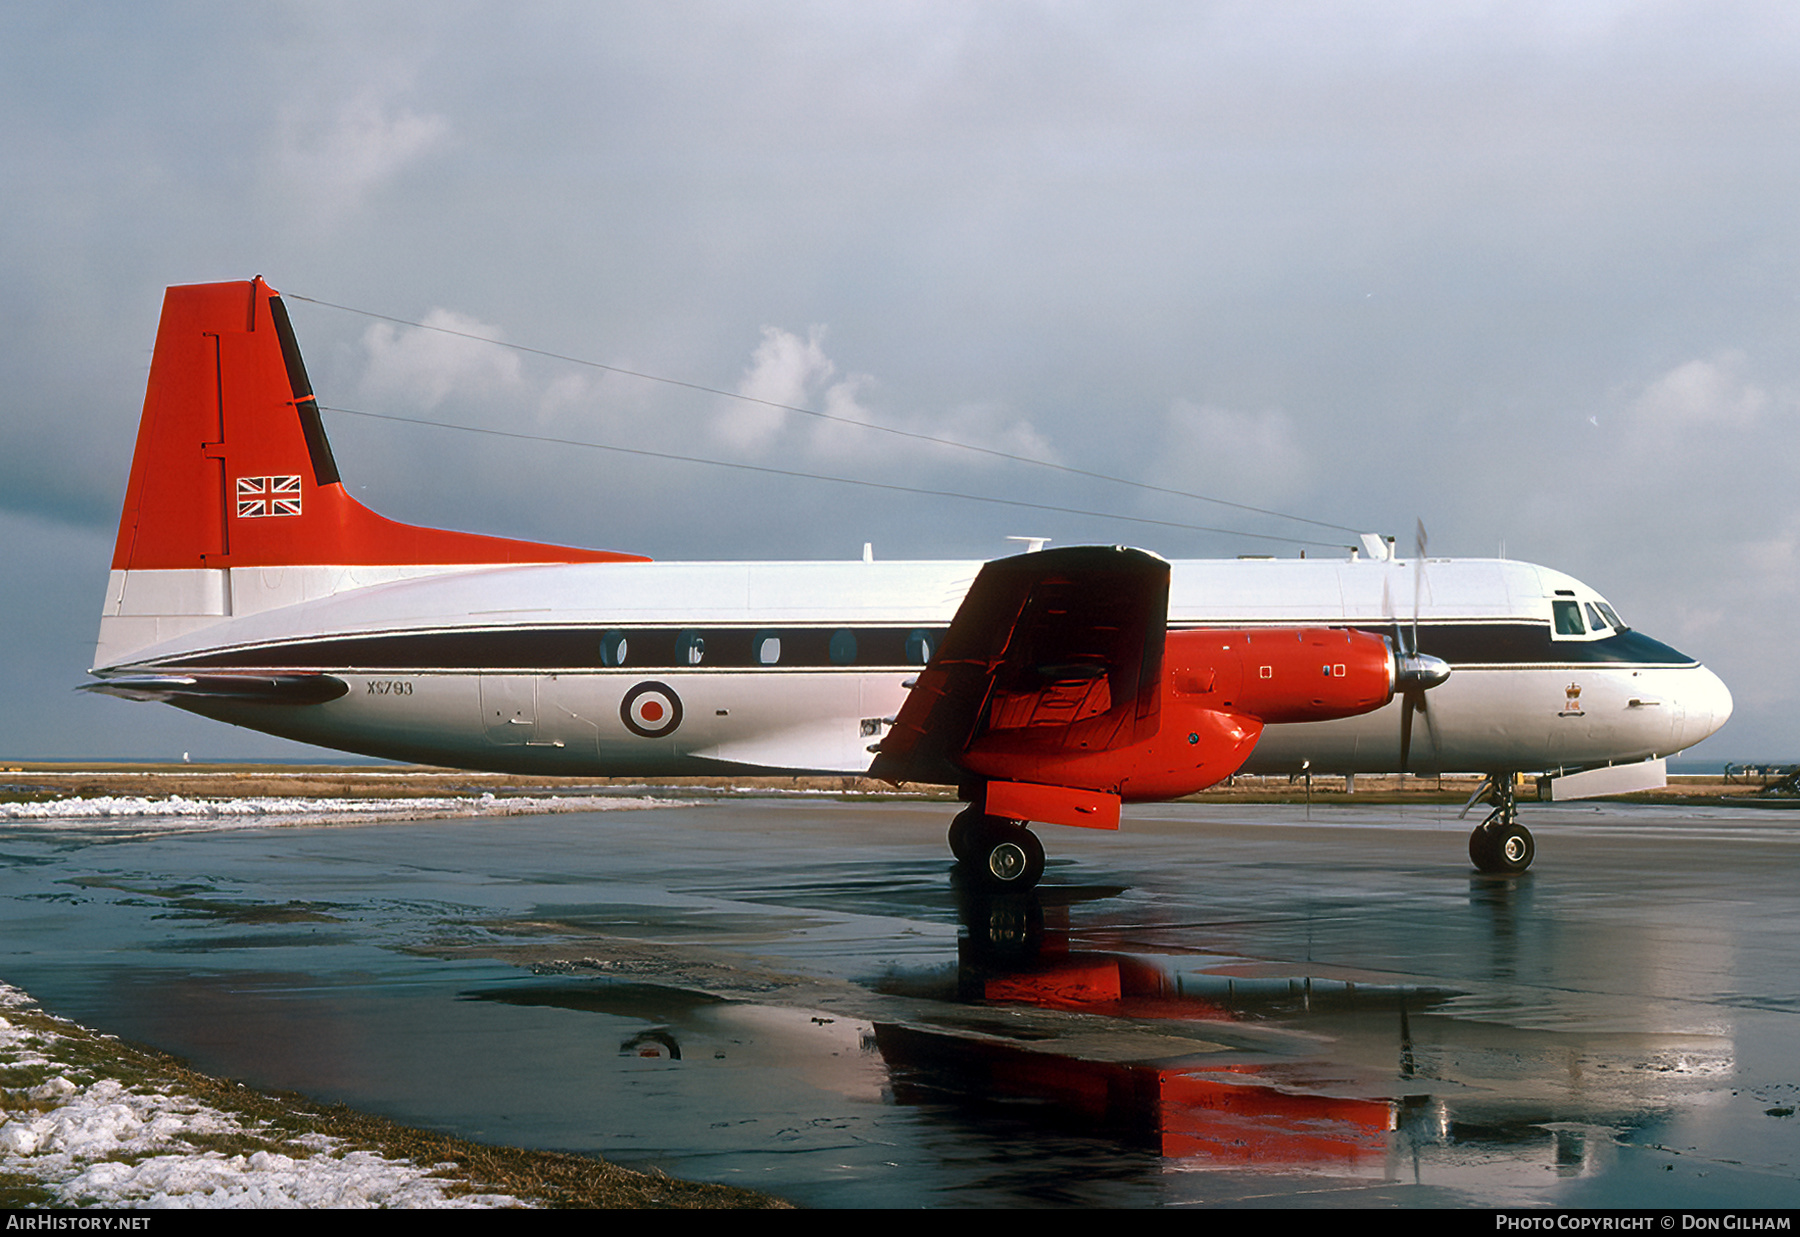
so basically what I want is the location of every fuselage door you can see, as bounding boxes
[480,675,539,744]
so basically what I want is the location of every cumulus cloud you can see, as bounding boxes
[1151,400,1315,509]
[902,400,1058,467]
[1625,350,1769,442]
[1572,350,1795,508]
[1510,350,1796,543]
[1499,349,1800,721]
[268,90,449,227]
[717,326,836,452]
[356,310,522,411]
[717,326,1054,472]
[537,372,598,422]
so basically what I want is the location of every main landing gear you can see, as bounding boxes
[1466,774,1534,875]
[949,806,1046,892]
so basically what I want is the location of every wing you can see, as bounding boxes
[872,545,1169,788]
[873,546,1401,832]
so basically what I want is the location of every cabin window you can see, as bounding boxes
[677,630,706,666]
[905,629,934,665]
[600,630,628,667]
[1586,603,1607,632]
[755,632,781,665]
[1552,600,1585,636]
[1597,602,1626,631]
[829,629,857,665]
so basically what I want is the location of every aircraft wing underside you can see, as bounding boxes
[871,545,1169,789]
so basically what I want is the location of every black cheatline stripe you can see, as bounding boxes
[1182,621,1698,668]
[146,619,1698,674]
[163,624,949,673]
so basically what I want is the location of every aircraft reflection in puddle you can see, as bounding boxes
[870,885,1733,1180]
[874,1022,1400,1166]
[464,885,1735,1189]
[872,892,1429,1166]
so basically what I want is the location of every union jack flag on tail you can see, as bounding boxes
[236,475,302,518]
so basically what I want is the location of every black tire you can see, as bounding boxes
[974,820,1045,891]
[948,807,981,864]
[1470,819,1534,874]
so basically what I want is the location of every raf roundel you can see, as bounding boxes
[621,681,683,738]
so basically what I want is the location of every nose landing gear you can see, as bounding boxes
[1467,774,1534,874]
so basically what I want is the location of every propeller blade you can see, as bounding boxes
[1382,574,1413,660]
[1411,518,1427,660]
[1419,688,1443,774]
[1399,691,1415,772]
[1383,522,1447,777]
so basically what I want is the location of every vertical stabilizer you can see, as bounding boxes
[97,277,646,669]
[111,277,645,572]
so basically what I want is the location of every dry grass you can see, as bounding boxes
[0,761,1765,808]
[0,763,954,804]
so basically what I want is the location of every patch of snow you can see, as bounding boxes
[0,794,678,832]
[0,983,524,1208]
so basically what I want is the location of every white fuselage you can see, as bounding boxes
[93,552,1732,779]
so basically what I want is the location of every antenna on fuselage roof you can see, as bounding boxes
[1007,536,1051,554]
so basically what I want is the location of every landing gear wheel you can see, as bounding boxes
[953,814,1045,891]
[948,808,980,864]
[1470,818,1534,874]
[979,822,1045,891]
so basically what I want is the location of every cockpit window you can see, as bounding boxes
[1585,602,1606,632]
[1552,600,1586,635]
[1596,602,1627,631]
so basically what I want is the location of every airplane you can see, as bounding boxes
[85,278,1734,890]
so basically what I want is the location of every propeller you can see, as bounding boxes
[1388,520,1451,776]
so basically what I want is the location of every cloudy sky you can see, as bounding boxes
[3,2,1795,761]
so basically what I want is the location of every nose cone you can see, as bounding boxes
[1678,664,1734,750]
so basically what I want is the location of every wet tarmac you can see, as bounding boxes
[0,795,1796,1208]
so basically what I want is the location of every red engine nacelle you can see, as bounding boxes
[1164,627,1395,726]
[967,626,1395,823]
[1114,627,1394,800]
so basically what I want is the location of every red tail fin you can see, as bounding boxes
[111,277,646,570]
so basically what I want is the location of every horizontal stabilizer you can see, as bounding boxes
[82,672,349,706]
